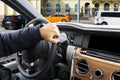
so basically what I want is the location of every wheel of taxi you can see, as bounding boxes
[16,18,57,79]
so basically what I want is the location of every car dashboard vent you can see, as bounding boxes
[112,71,120,80]
[76,59,89,74]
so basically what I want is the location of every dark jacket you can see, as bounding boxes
[0,25,42,57]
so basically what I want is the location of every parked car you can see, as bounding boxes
[94,11,120,25]
[45,14,71,22]
[2,15,27,29]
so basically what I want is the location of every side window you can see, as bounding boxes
[60,15,65,17]
[51,15,55,17]
[17,16,21,19]
[114,13,120,17]
[57,15,60,17]
[101,12,112,17]
[101,12,107,17]
[101,12,120,17]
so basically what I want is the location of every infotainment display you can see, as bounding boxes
[88,35,120,55]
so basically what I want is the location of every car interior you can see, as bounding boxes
[1,0,120,80]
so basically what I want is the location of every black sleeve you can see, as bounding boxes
[0,25,43,57]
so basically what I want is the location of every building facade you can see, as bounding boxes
[0,0,41,18]
[41,0,94,17]
[0,0,120,19]
[42,0,120,17]
[93,0,120,11]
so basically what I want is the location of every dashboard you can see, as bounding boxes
[57,22,120,80]
[0,22,120,80]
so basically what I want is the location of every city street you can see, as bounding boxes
[0,18,94,32]
[71,17,94,24]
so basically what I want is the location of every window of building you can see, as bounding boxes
[56,3,61,12]
[65,4,70,12]
[46,2,52,12]
[75,3,77,12]
[85,3,90,16]
[104,3,109,10]
[95,3,99,11]
[114,3,119,11]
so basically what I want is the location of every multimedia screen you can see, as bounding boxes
[88,35,120,55]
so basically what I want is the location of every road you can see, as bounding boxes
[71,18,94,24]
[72,20,94,24]
[0,19,94,32]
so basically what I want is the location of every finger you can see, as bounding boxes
[53,27,60,36]
[55,31,60,37]
[49,38,60,44]
[51,23,59,29]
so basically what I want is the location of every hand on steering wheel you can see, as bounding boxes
[16,18,58,79]
[26,18,60,44]
[40,23,60,44]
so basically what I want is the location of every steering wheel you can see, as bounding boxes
[16,18,57,79]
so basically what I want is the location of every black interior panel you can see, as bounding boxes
[88,35,120,54]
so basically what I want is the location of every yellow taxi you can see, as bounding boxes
[45,14,71,22]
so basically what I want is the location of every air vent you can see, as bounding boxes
[112,71,120,80]
[76,59,89,74]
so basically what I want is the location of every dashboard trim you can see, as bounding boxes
[57,22,120,33]
[72,48,120,80]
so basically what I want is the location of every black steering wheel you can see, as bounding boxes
[16,18,57,79]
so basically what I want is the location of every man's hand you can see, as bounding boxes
[40,23,60,44]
